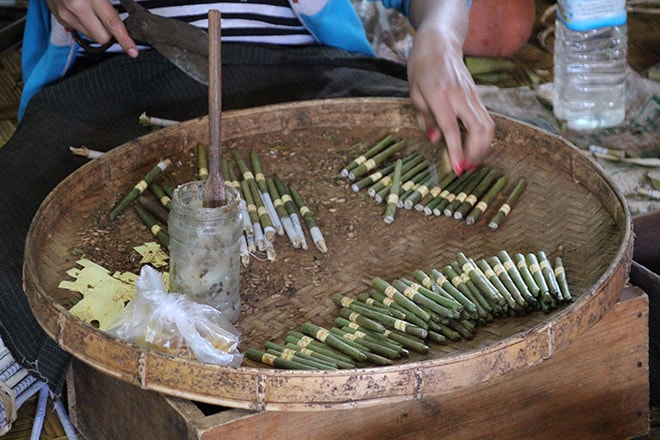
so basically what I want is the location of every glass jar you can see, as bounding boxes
[168,181,243,323]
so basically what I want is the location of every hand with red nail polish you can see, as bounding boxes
[407,0,495,171]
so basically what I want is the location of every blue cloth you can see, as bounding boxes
[19,0,79,120]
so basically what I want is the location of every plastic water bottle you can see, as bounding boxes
[553,0,628,130]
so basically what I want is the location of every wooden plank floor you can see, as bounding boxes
[4,397,81,440]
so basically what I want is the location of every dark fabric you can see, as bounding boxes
[0,44,409,395]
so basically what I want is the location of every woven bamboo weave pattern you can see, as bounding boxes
[23,97,631,410]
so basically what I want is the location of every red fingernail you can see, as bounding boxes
[453,161,464,176]
[465,162,478,171]
[427,127,440,143]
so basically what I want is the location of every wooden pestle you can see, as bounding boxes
[203,9,226,207]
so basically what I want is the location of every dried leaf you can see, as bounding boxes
[134,241,169,267]
[60,259,138,330]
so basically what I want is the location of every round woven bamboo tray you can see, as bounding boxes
[24,98,632,411]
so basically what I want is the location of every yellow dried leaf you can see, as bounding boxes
[69,293,126,330]
[59,259,138,330]
[134,242,169,267]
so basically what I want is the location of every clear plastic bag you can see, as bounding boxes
[106,265,243,367]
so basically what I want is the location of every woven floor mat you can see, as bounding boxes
[0,48,20,148]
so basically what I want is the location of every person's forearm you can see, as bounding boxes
[408,0,469,46]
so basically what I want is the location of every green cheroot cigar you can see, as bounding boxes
[454,168,498,220]
[465,175,507,225]
[427,269,478,318]
[443,166,491,217]
[329,328,397,364]
[366,289,430,330]
[391,279,461,320]
[341,134,396,178]
[456,252,505,308]
[488,178,527,229]
[383,159,403,224]
[134,206,169,247]
[283,342,356,369]
[290,185,327,253]
[109,158,171,220]
[264,342,337,370]
[476,258,526,311]
[537,251,564,302]
[430,169,476,216]
[300,322,368,362]
[149,182,171,211]
[554,256,573,302]
[348,139,406,180]
[245,348,316,370]
[368,154,425,198]
[285,331,355,365]
[372,277,431,323]
[526,253,555,312]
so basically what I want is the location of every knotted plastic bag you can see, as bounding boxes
[106,265,243,367]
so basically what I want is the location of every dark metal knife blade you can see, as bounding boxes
[120,0,210,85]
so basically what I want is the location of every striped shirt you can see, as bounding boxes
[94,0,315,52]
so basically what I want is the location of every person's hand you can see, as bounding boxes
[46,0,138,57]
[407,25,494,176]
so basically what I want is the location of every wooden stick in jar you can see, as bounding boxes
[203,9,226,208]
